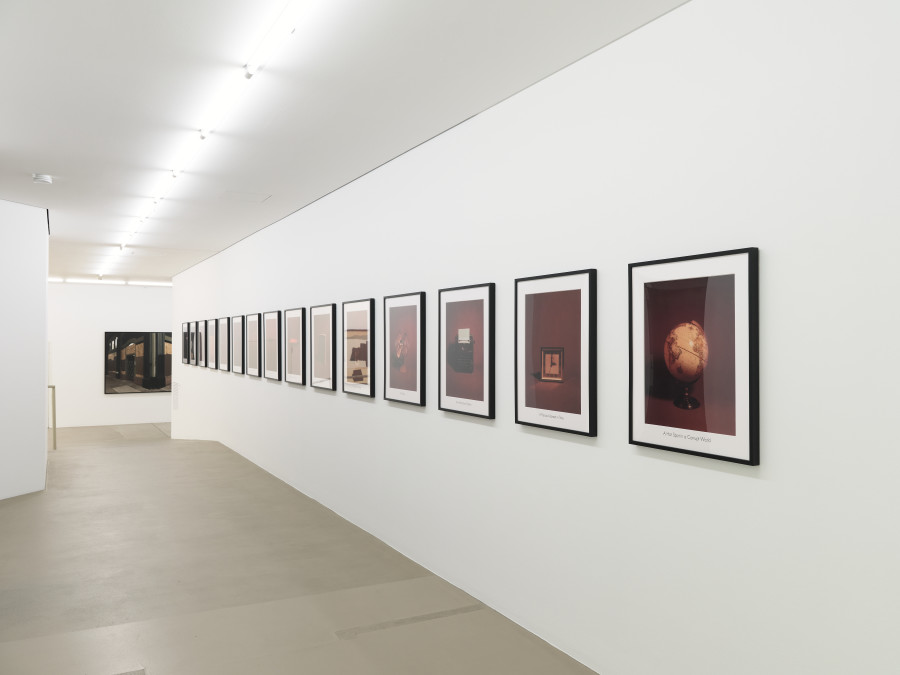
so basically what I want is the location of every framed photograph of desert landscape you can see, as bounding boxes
[439,283,494,418]
[310,303,336,390]
[384,291,425,406]
[217,317,230,371]
[284,308,306,385]
[189,321,198,365]
[197,320,207,367]
[629,247,759,465]
[231,315,244,374]
[263,310,282,381]
[181,323,189,364]
[343,299,375,397]
[246,313,262,377]
[208,319,218,369]
[515,269,596,436]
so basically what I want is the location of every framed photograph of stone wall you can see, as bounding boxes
[438,283,495,418]
[343,299,375,397]
[515,269,596,436]
[629,247,759,465]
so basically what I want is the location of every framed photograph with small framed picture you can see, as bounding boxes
[284,307,306,385]
[515,269,596,436]
[384,291,425,406]
[438,282,495,418]
[310,303,336,390]
[263,310,282,381]
[343,299,375,397]
[629,247,759,465]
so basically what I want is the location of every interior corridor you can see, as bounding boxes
[0,424,593,674]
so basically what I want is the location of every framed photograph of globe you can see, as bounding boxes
[515,269,597,436]
[629,248,759,465]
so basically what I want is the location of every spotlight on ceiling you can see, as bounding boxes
[32,173,53,185]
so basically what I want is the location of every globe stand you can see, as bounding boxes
[673,383,701,410]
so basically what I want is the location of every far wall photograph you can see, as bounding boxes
[105,332,172,394]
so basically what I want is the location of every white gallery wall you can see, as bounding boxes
[48,283,173,427]
[172,0,900,673]
[0,199,48,500]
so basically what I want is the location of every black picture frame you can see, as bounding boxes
[231,315,244,374]
[438,282,495,419]
[197,319,207,368]
[342,298,375,397]
[263,310,282,381]
[310,303,336,390]
[104,332,172,394]
[189,321,198,366]
[384,291,426,406]
[246,313,262,378]
[208,318,218,370]
[284,307,306,385]
[181,322,189,364]
[217,317,230,371]
[629,247,759,465]
[515,269,597,436]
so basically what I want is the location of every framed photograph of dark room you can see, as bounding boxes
[515,269,596,436]
[310,303,336,390]
[217,317,230,371]
[629,248,759,465]
[208,319,218,369]
[246,313,262,378]
[231,315,244,374]
[284,307,306,385]
[343,299,375,397]
[189,321,198,366]
[105,332,172,394]
[197,320,207,367]
[263,310,282,381]
[181,323,189,364]
[384,291,425,406]
[439,283,495,418]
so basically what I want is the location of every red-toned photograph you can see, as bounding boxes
[524,288,582,415]
[444,298,484,402]
[643,274,736,436]
[389,304,418,392]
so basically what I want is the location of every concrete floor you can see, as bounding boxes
[0,424,595,675]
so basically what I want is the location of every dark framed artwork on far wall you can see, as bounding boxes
[310,303,336,390]
[343,299,375,397]
[284,308,306,385]
[189,321,198,366]
[197,320,207,368]
[263,310,282,381]
[515,269,596,436]
[439,283,495,418]
[231,315,244,374]
[246,313,262,377]
[217,317,230,371]
[629,247,759,465]
[181,322,189,364]
[208,318,218,370]
[384,291,425,406]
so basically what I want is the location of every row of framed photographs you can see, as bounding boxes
[180,248,759,465]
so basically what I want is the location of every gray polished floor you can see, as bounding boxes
[0,424,594,674]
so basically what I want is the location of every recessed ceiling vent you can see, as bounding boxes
[32,173,53,184]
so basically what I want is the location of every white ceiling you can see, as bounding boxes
[0,0,686,282]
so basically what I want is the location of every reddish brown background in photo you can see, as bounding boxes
[389,304,418,392]
[524,289,581,414]
[643,274,736,435]
[444,299,484,401]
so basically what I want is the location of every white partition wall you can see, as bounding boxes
[173,1,900,673]
[0,199,49,500]
[47,283,173,427]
